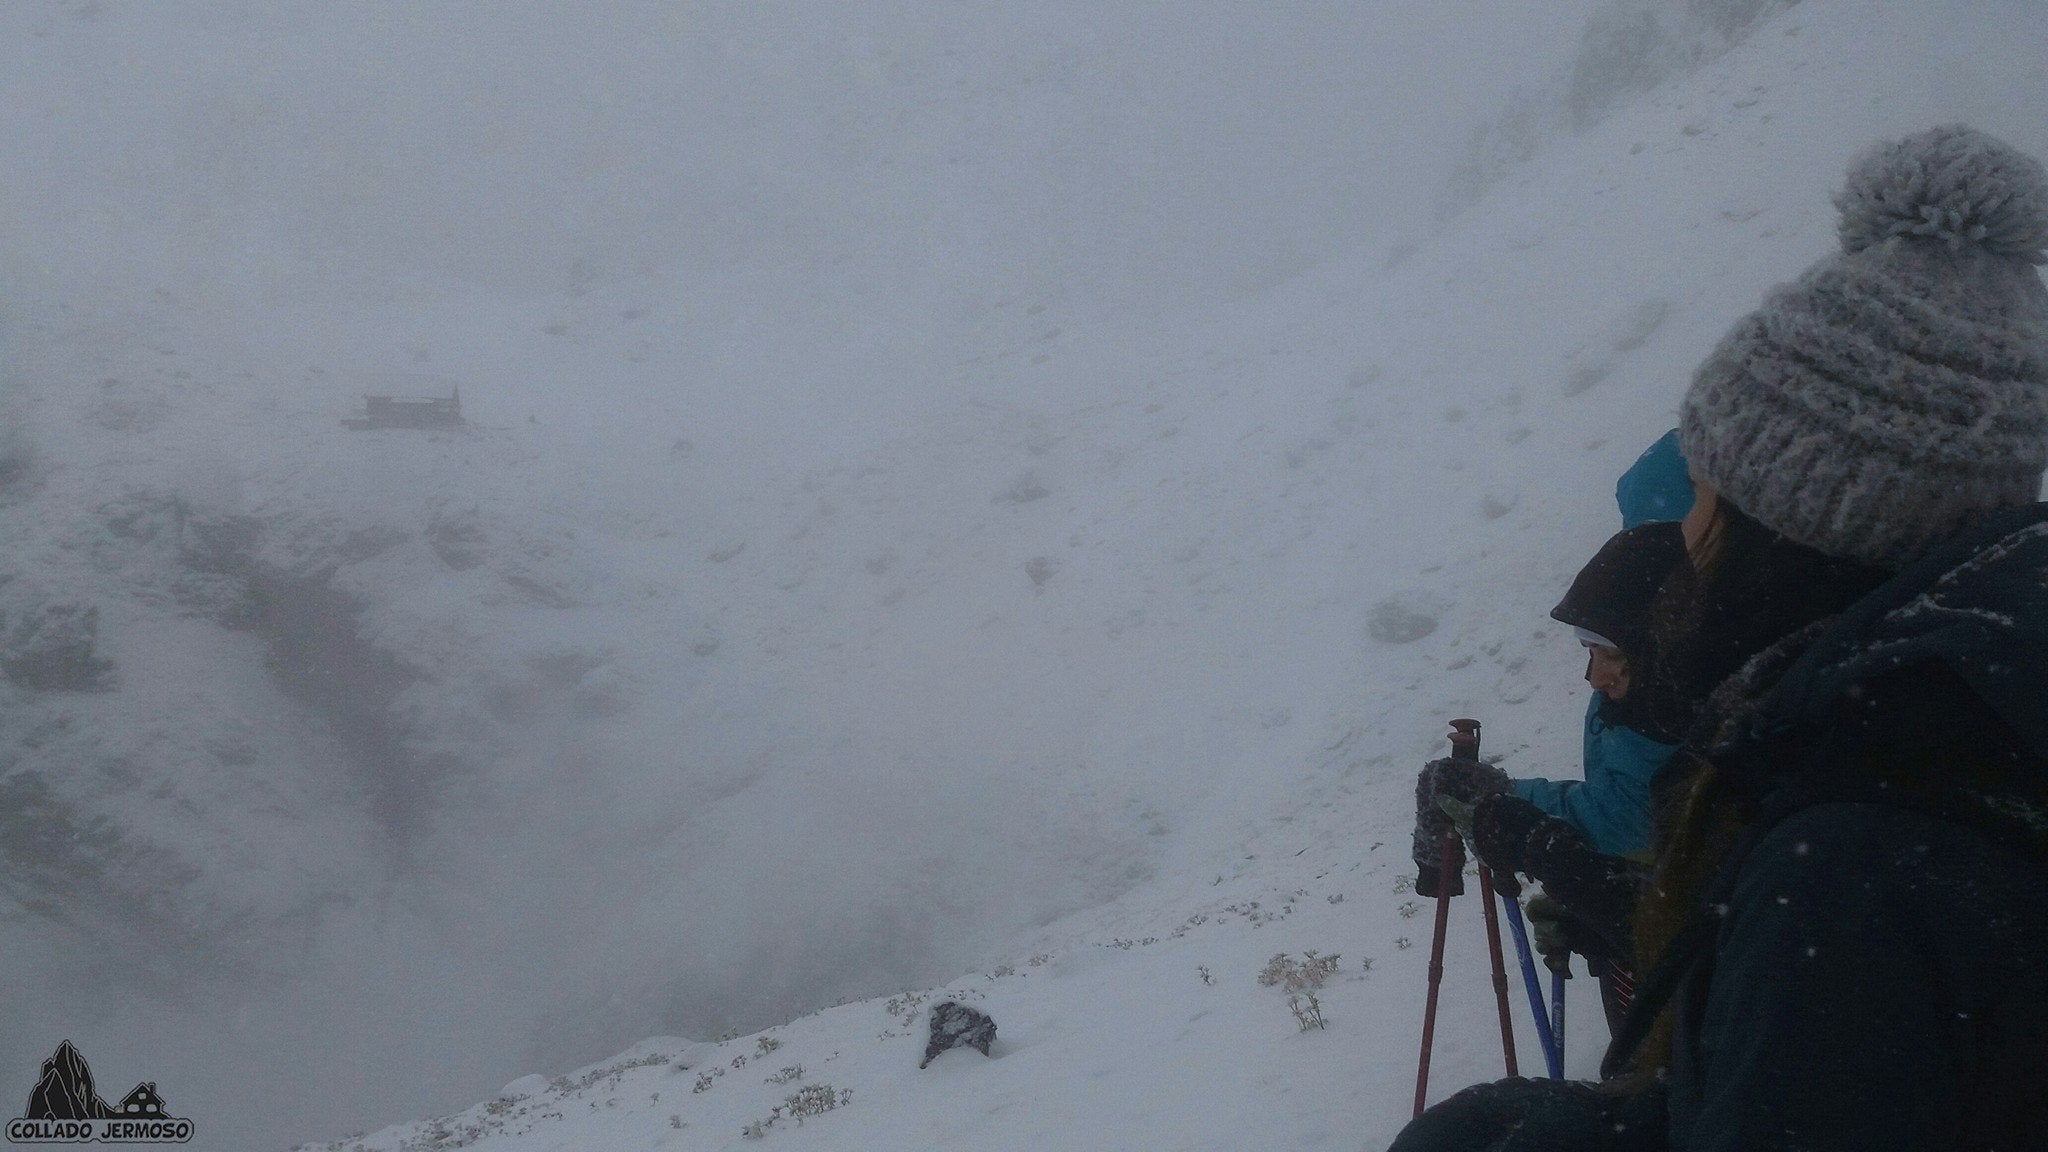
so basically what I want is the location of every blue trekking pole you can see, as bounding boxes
[1502,896,1563,1079]
[1552,969,1567,1071]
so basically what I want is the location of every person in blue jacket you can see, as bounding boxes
[1414,432,1695,886]
[1493,518,1690,1034]
[1508,431,1695,860]
[1411,434,1696,1032]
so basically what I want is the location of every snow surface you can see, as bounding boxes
[1,1,2044,1150]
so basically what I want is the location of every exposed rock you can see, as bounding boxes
[1000,474,1051,503]
[427,511,489,571]
[919,1002,996,1068]
[1367,591,1446,645]
[1,599,114,691]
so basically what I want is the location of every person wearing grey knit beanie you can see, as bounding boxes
[1679,124,2048,570]
[1389,128,2048,1152]
[1618,126,2048,1150]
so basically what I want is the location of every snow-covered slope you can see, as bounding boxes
[295,4,2046,1149]
[3,1,2045,1150]
[3,7,1605,1146]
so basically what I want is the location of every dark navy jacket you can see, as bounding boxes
[1657,505,2048,1150]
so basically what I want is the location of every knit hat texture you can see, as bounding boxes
[1679,124,2048,568]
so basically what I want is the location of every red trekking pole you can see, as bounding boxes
[1414,825,1457,1117]
[1415,718,1519,1115]
[1452,719,1519,1078]
[1476,861,1520,1078]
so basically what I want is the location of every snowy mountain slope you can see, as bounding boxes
[2,5,1602,1145]
[239,1,2048,1150]
[3,1,2046,1149]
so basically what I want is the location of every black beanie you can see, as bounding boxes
[1550,521,1688,664]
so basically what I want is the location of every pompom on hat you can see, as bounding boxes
[1679,124,2048,569]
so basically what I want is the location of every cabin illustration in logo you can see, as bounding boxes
[113,1083,170,1121]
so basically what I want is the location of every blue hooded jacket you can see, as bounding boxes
[1512,696,1674,858]
[1615,429,1693,529]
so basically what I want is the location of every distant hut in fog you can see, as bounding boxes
[342,372,467,430]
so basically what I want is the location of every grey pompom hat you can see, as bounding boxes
[1679,124,2048,568]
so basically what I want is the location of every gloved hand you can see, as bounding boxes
[1412,757,1510,898]
[1470,791,1548,876]
[1525,892,1620,975]
[1411,805,1465,898]
[1436,795,1522,897]
[1423,756,1513,808]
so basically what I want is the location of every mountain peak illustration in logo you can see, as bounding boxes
[26,1041,113,1122]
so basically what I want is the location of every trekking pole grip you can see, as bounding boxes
[1448,718,1481,761]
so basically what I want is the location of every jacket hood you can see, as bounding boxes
[1742,503,2048,760]
[1550,520,1689,665]
[1615,429,1695,529]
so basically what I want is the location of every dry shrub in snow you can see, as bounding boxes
[1259,951,1341,1031]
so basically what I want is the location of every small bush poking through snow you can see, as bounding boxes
[1259,951,1341,1032]
[741,1085,852,1139]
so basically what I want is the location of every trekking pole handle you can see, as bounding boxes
[1448,718,1482,761]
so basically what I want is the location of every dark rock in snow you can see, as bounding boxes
[1001,475,1051,503]
[920,1002,996,1068]
[1367,592,1443,644]
[1,600,114,691]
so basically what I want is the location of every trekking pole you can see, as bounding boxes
[1450,720,1519,1078]
[1503,897,1564,1079]
[1475,864,1519,1077]
[1552,970,1567,1072]
[1413,827,1457,1118]
[1413,717,1482,1116]
[1448,717,1563,1078]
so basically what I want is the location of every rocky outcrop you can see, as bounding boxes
[0,597,114,692]
[919,1002,997,1068]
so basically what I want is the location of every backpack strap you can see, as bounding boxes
[1597,783,1827,1080]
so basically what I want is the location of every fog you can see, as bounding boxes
[0,2,1639,1147]
[8,2,1596,465]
